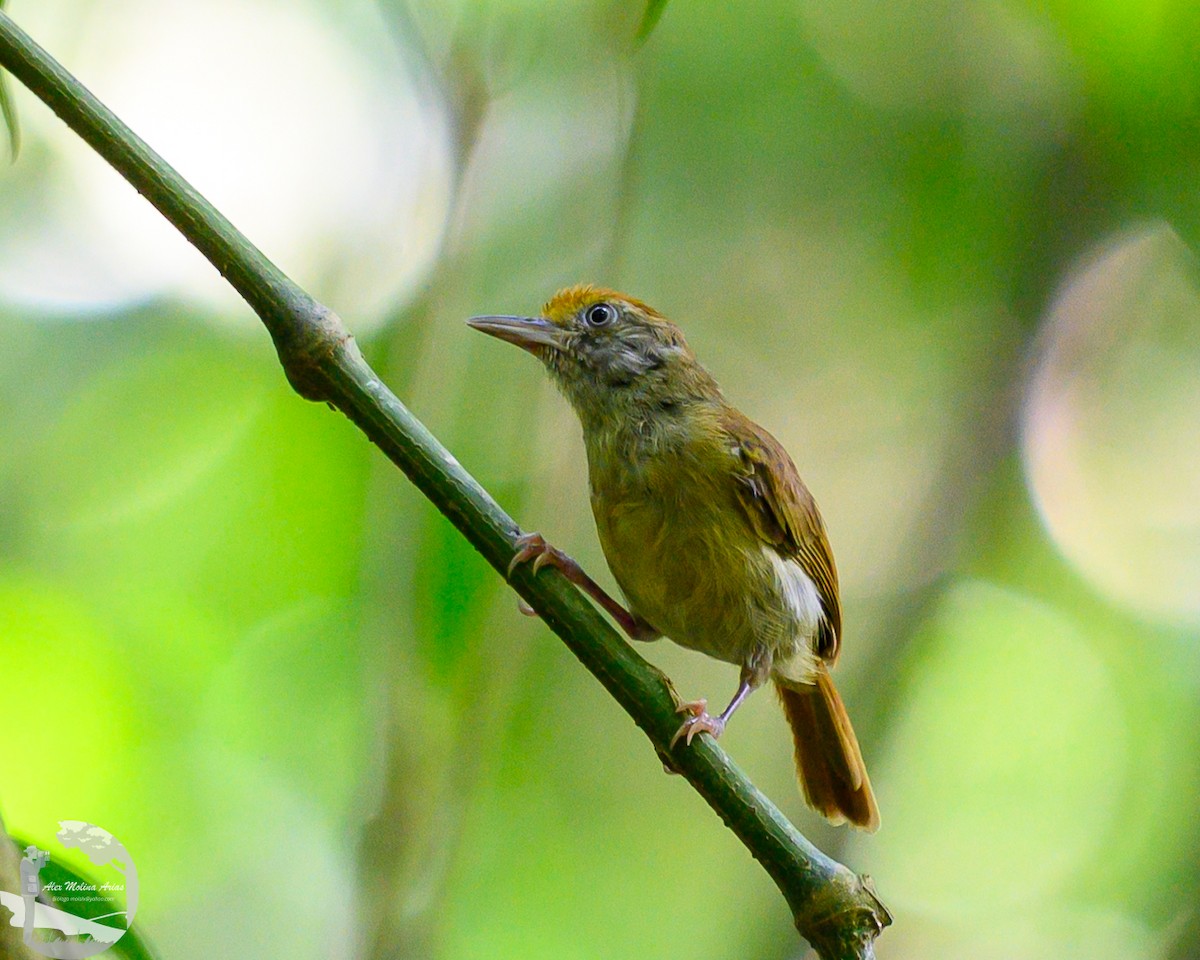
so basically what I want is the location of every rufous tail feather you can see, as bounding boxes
[775,668,879,831]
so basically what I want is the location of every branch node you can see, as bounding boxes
[271,298,355,402]
[796,868,892,960]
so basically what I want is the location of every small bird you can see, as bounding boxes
[468,286,879,830]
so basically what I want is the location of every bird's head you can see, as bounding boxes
[468,285,719,424]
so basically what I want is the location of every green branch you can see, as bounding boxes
[0,12,890,958]
[0,0,17,159]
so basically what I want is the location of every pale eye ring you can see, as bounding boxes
[584,303,615,327]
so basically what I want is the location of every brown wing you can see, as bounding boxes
[723,411,843,662]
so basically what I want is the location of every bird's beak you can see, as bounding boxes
[467,315,562,355]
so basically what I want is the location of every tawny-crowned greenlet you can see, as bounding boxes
[469,285,878,830]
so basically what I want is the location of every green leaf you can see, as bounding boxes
[0,0,19,160]
[636,0,670,42]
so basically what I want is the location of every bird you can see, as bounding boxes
[468,285,879,830]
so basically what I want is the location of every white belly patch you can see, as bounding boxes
[761,548,824,683]
[763,548,823,636]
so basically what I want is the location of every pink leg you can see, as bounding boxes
[508,532,660,642]
[670,667,760,748]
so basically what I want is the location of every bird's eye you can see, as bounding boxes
[584,303,615,327]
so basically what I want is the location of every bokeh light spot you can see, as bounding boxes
[1023,224,1200,626]
[0,0,453,326]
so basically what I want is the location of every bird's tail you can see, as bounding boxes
[774,667,879,831]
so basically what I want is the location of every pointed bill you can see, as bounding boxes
[466,315,563,355]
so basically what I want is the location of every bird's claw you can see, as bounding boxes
[508,532,546,577]
[669,697,726,748]
[510,532,579,619]
[508,532,579,578]
[672,695,707,717]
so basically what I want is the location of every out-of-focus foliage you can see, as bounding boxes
[635,0,670,41]
[1,0,1198,959]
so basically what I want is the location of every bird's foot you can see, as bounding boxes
[508,531,660,642]
[508,532,581,579]
[669,696,727,748]
[509,532,585,619]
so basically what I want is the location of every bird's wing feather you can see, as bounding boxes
[723,413,842,662]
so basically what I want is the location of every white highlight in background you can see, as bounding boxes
[0,0,454,328]
[1023,224,1200,625]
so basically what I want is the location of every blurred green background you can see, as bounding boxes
[2,0,1200,957]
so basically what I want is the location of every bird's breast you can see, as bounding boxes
[587,430,819,669]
